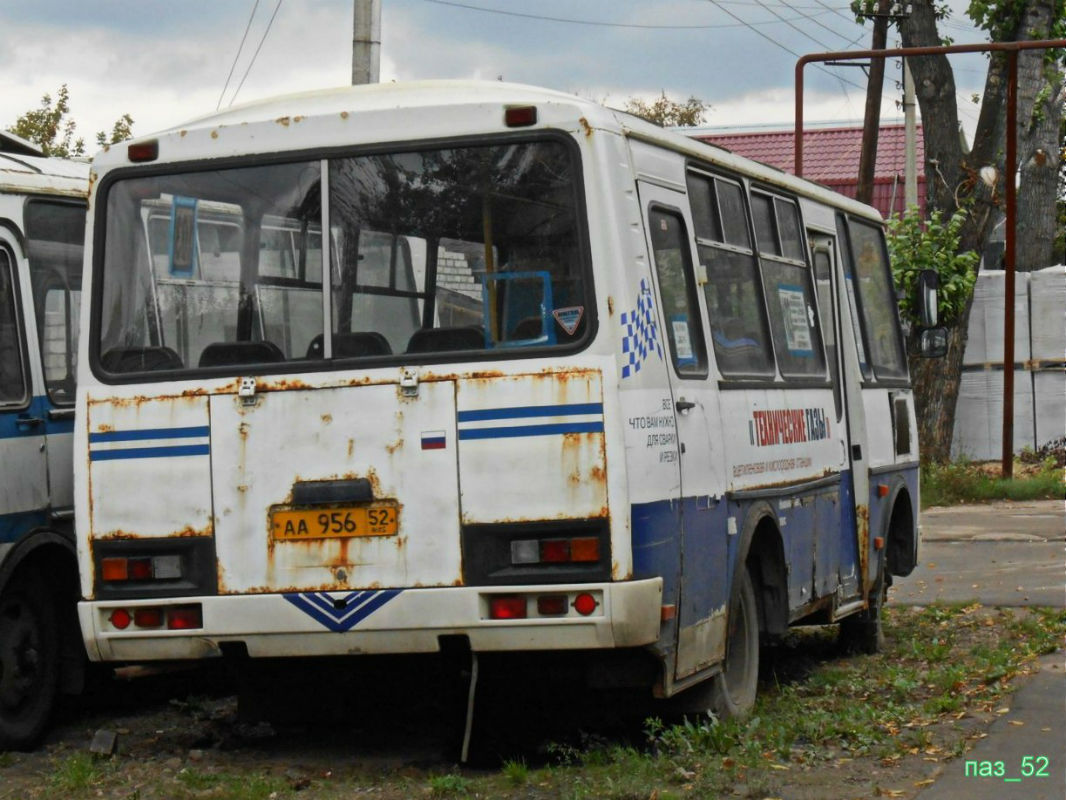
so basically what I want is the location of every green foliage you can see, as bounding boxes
[47,752,109,793]
[7,84,84,157]
[886,205,979,326]
[97,113,135,149]
[502,759,529,785]
[920,457,1065,507]
[428,772,472,797]
[5,84,134,158]
[968,0,1066,44]
[623,92,709,127]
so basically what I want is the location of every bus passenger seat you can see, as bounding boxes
[100,346,183,373]
[405,326,485,353]
[198,340,285,367]
[306,331,392,359]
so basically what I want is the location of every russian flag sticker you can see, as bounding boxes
[421,430,446,450]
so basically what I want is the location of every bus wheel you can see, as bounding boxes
[839,558,886,655]
[709,567,759,719]
[0,578,59,751]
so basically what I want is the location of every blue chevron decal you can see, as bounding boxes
[283,589,402,632]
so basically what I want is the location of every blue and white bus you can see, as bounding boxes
[0,133,88,748]
[74,82,935,732]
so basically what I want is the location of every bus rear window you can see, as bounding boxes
[96,139,588,375]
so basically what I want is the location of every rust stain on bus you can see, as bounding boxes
[578,117,593,138]
[856,504,870,590]
[97,523,211,540]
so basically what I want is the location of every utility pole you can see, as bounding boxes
[903,58,918,210]
[352,0,381,85]
[856,0,892,205]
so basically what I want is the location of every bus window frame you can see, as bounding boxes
[685,165,778,384]
[88,131,597,385]
[23,197,86,407]
[0,243,31,411]
[749,184,828,382]
[835,212,910,388]
[646,203,709,381]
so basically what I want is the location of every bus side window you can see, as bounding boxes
[648,208,707,377]
[0,248,27,405]
[686,171,775,379]
[750,191,826,380]
[842,218,907,381]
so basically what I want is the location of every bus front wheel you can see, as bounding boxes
[0,577,59,751]
[709,567,759,718]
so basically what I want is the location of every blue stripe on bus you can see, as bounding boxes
[283,589,402,632]
[457,421,604,440]
[89,444,210,461]
[0,509,49,544]
[457,402,603,423]
[0,396,71,440]
[89,426,210,443]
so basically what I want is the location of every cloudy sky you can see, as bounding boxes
[0,0,991,149]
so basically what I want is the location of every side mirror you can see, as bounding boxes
[918,326,948,358]
[916,269,939,328]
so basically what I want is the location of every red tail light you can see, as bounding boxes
[489,595,527,620]
[127,140,159,162]
[109,609,131,629]
[133,608,164,628]
[166,606,203,630]
[504,106,537,127]
[573,593,598,616]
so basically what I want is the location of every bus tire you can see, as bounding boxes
[0,576,59,750]
[709,567,759,719]
[839,557,886,655]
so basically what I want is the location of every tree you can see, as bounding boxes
[5,85,134,158]
[624,91,710,127]
[853,0,1064,461]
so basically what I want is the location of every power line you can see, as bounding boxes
[704,0,867,91]
[752,0,837,50]
[418,0,834,30]
[229,0,285,107]
[218,0,261,111]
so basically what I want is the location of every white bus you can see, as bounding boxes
[0,133,88,748]
[74,82,936,728]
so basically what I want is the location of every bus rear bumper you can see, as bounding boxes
[79,578,664,662]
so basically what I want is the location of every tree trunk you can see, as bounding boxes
[1015,0,1064,271]
[895,0,1063,462]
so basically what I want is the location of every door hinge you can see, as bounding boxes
[399,368,419,398]
[239,377,258,406]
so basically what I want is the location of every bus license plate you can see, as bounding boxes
[271,505,399,541]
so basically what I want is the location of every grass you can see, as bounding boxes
[920,453,1064,507]
[488,604,1066,799]
[47,752,110,794]
[15,606,1065,800]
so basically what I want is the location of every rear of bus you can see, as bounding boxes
[75,84,663,671]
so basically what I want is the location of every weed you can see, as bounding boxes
[428,772,472,797]
[921,458,1064,507]
[48,752,108,794]
[501,758,528,785]
[0,752,14,768]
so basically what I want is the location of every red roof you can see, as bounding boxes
[692,124,926,219]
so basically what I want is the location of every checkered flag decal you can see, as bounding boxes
[620,278,664,379]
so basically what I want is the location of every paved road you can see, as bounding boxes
[894,500,1066,800]
[889,500,1065,607]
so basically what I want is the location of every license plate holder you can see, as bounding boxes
[271,504,399,541]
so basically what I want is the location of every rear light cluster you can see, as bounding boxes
[101,555,182,583]
[510,536,600,566]
[108,604,202,631]
[487,591,600,620]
